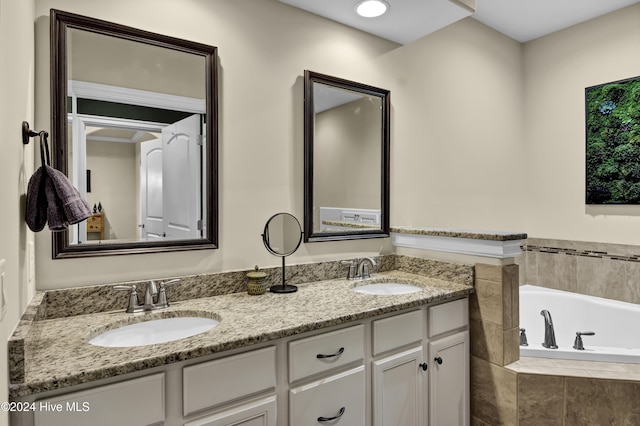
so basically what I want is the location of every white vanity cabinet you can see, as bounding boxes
[14,297,470,426]
[427,298,470,426]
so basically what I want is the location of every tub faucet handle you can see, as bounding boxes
[573,331,595,351]
[519,328,528,346]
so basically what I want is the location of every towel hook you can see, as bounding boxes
[22,121,48,145]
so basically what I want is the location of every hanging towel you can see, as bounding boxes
[25,132,91,232]
[44,164,91,226]
[43,169,69,231]
[25,167,47,232]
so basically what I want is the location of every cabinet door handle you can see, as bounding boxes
[434,356,443,365]
[316,347,345,359]
[419,362,428,371]
[318,407,345,422]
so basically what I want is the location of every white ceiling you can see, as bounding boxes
[278,0,640,44]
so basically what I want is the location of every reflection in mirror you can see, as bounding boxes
[51,9,218,257]
[262,213,303,293]
[304,70,390,242]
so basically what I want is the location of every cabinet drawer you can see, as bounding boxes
[289,324,364,382]
[289,366,365,426]
[34,373,164,426]
[183,346,276,416]
[372,310,422,355]
[428,298,468,337]
[184,395,277,426]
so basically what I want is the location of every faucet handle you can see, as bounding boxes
[340,260,357,280]
[573,331,595,350]
[158,278,180,289]
[156,279,180,308]
[113,285,140,313]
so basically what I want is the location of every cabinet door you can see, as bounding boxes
[429,331,469,426]
[290,366,365,426]
[34,373,164,426]
[372,346,425,426]
[184,395,276,426]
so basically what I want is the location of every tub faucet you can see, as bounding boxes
[540,310,558,349]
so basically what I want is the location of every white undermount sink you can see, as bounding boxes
[351,282,423,295]
[89,316,220,348]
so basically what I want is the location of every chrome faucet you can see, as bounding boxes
[340,257,377,280]
[540,310,558,349]
[114,279,180,313]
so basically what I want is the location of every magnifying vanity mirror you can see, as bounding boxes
[303,70,390,242]
[50,9,218,258]
[262,213,303,293]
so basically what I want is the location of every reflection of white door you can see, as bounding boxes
[140,138,164,240]
[161,114,202,240]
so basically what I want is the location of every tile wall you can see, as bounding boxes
[471,239,640,425]
[520,237,640,304]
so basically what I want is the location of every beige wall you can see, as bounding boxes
[0,0,36,424]
[34,0,399,289]
[29,1,640,290]
[86,140,138,240]
[383,18,527,232]
[522,4,640,243]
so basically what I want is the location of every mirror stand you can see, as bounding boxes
[272,256,298,294]
[261,213,303,294]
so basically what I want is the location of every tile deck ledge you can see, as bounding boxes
[391,227,527,259]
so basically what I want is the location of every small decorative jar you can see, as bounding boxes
[246,265,268,295]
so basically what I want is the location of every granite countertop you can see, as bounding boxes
[390,226,527,241]
[10,270,473,399]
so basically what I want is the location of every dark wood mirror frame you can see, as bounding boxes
[303,70,390,242]
[50,9,218,258]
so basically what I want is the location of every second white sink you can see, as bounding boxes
[351,282,422,295]
[89,316,220,348]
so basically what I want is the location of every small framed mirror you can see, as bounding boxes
[304,70,390,242]
[50,9,218,258]
[262,213,303,293]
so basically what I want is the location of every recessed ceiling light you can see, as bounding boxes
[355,0,389,18]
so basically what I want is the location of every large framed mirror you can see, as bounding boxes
[304,70,390,242]
[50,9,218,258]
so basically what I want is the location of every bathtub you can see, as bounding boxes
[519,285,640,364]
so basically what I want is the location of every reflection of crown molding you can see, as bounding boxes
[68,80,206,113]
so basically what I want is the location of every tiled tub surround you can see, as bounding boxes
[470,262,640,425]
[469,238,640,425]
[9,254,474,399]
[521,237,640,304]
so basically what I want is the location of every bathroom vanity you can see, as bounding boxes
[9,270,471,426]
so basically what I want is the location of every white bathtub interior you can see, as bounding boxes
[519,284,640,364]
